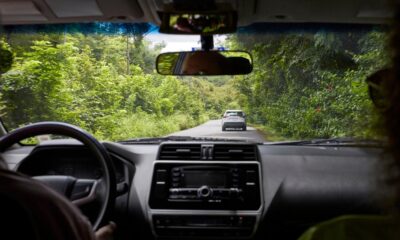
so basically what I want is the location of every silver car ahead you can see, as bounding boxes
[222,110,247,131]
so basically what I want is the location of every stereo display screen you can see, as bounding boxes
[184,170,228,187]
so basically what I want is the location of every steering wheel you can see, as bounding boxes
[0,122,116,230]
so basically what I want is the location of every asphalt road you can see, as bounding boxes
[169,120,266,142]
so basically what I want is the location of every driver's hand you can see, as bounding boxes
[95,221,116,240]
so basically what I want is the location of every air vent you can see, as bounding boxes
[213,144,257,161]
[158,144,201,160]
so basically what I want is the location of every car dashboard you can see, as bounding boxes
[1,140,388,240]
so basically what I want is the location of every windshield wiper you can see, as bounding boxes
[265,137,384,147]
[118,136,261,144]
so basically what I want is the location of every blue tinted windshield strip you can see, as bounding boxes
[4,22,158,35]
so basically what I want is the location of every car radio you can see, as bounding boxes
[149,163,261,210]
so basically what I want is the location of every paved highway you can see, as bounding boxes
[169,120,266,142]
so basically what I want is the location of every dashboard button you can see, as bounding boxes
[172,177,180,182]
[156,169,167,182]
[246,170,257,183]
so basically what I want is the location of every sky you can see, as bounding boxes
[145,32,228,53]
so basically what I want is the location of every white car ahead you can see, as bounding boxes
[222,110,247,131]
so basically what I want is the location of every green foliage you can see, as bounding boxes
[229,29,387,140]
[108,112,203,140]
[157,52,179,75]
[0,31,221,141]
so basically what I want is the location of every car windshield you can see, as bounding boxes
[226,112,243,117]
[0,23,387,143]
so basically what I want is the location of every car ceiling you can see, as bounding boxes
[0,0,398,26]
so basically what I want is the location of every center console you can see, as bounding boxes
[148,144,263,238]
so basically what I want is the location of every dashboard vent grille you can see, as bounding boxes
[158,144,202,160]
[213,144,257,161]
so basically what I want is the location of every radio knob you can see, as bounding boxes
[198,185,213,198]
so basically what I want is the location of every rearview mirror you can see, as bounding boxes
[159,12,237,35]
[156,51,253,76]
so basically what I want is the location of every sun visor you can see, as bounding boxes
[44,0,103,18]
[0,1,47,22]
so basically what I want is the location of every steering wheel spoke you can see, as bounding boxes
[71,179,98,206]
[32,175,99,206]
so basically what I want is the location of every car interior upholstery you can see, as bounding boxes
[0,0,398,239]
